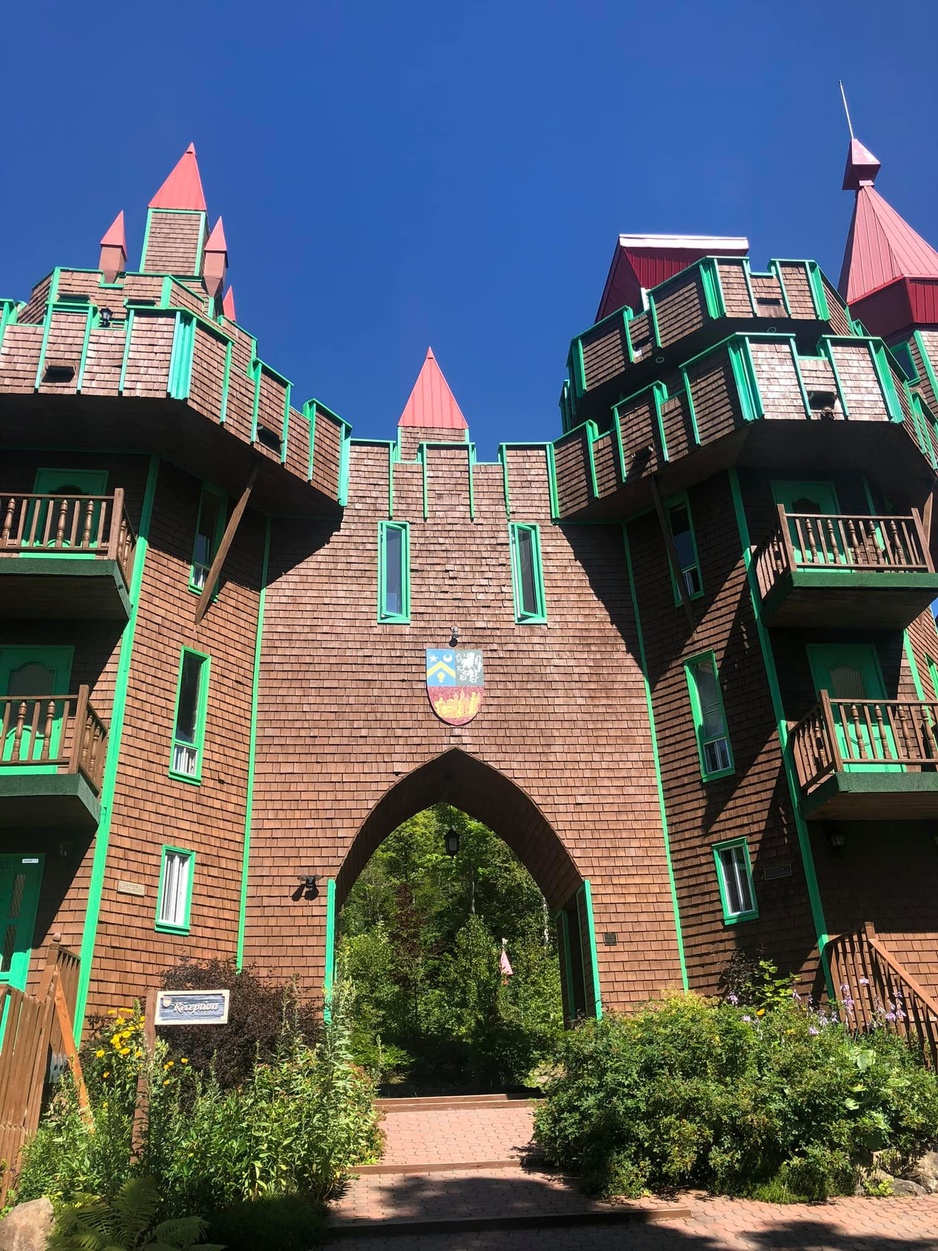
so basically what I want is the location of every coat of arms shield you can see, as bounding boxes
[425,649,484,726]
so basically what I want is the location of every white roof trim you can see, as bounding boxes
[617,234,749,251]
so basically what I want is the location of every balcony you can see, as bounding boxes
[753,507,938,629]
[0,490,135,619]
[0,686,106,829]
[790,692,938,819]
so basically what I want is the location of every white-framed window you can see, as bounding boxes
[156,846,194,933]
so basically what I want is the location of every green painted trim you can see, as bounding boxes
[622,305,636,364]
[913,330,938,402]
[546,445,560,521]
[556,910,575,1019]
[421,446,429,521]
[818,339,850,417]
[498,445,511,517]
[338,422,352,507]
[680,369,702,445]
[509,522,547,623]
[74,453,160,1032]
[684,651,736,781]
[467,443,476,521]
[651,382,670,462]
[612,411,628,480]
[622,523,688,989]
[727,337,764,422]
[647,289,662,350]
[0,300,17,356]
[236,518,270,970]
[388,440,398,519]
[727,466,832,995]
[869,341,904,421]
[700,258,726,319]
[189,482,228,595]
[788,344,813,417]
[167,312,195,399]
[712,838,759,924]
[581,880,602,1019]
[767,260,793,317]
[323,877,336,1018]
[903,631,927,702]
[218,340,232,425]
[304,400,317,483]
[665,491,704,605]
[75,307,95,392]
[154,845,195,934]
[806,261,831,320]
[139,211,153,271]
[281,385,293,466]
[739,258,759,316]
[168,648,211,785]
[378,520,411,623]
[802,771,938,816]
[573,338,586,399]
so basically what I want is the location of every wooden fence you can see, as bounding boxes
[0,942,85,1204]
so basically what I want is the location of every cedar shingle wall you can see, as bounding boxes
[142,212,205,277]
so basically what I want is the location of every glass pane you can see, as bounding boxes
[8,873,25,920]
[0,924,16,975]
[703,737,731,774]
[831,665,866,700]
[160,852,190,926]
[518,530,538,616]
[175,654,202,745]
[384,528,403,616]
[693,661,726,740]
[720,845,752,915]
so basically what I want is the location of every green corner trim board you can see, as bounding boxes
[74,453,160,1032]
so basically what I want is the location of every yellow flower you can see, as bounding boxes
[117,1008,133,1018]
[180,1058,188,1065]
[95,1049,105,1058]
[756,1008,766,1017]
[103,1071,110,1078]
[107,1009,116,1016]
[163,1079,171,1086]
[164,1060,175,1069]
[136,1050,143,1058]
[119,1048,130,1056]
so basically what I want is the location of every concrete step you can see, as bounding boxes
[376,1093,539,1113]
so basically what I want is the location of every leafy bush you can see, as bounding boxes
[48,1175,221,1250]
[159,959,320,1089]
[206,1195,328,1251]
[534,993,938,1201]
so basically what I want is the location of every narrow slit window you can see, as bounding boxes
[378,522,410,623]
[667,498,702,601]
[510,524,546,623]
[170,650,210,782]
[685,652,734,780]
[156,847,194,932]
[713,839,757,923]
[190,486,226,593]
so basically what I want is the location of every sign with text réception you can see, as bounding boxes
[155,990,230,1026]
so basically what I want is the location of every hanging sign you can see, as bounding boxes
[426,648,484,726]
[154,989,230,1026]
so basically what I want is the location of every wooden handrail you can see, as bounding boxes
[0,689,108,792]
[790,696,938,789]
[0,492,136,580]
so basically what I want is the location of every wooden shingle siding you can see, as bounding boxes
[222,329,256,443]
[828,342,889,421]
[750,274,787,319]
[661,391,694,462]
[716,261,753,317]
[123,275,167,306]
[629,312,654,363]
[36,311,87,392]
[311,411,342,497]
[686,353,740,442]
[16,275,53,325]
[655,271,708,349]
[750,341,806,420]
[618,395,659,478]
[554,430,592,514]
[285,409,311,481]
[776,263,816,317]
[592,431,619,497]
[823,278,853,334]
[257,369,287,441]
[189,326,228,423]
[799,356,846,417]
[142,212,205,277]
[81,328,125,393]
[580,318,628,390]
[122,317,174,398]
[0,325,42,391]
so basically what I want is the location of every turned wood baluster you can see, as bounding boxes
[845,517,861,565]
[54,497,68,547]
[81,498,94,548]
[13,699,27,758]
[39,699,56,761]
[1,496,14,544]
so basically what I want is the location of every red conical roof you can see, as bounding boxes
[222,287,237,321]
[839,141,938,302]
[205,216,228,256]
[100,210,126,250]
[148,143,207,211]
[397,348,468,429]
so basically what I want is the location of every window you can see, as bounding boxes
[378,522,410,623]
[685,652,734,780]
[667,497,702,602]
[156,846,194,932]
[170,650,210,782]
[713,839,758,923]
[891,341,917,383]
[510,524,547,623]
[190,486,226,593]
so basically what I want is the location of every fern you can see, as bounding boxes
[48,1176,222,1250]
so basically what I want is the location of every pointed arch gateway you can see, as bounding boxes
[332,748,601,1020]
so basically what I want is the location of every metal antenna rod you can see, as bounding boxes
[839,81,855,141]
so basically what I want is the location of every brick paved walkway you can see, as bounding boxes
[330,1096,938,1247]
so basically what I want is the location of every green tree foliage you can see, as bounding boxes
[339,805,563,1090]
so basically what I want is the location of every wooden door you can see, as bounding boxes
[0,854,43,992]
[808,643,900,771]
[0,647,73,768]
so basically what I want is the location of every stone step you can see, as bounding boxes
[376,1093,538,1113]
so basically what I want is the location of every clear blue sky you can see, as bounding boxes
[3,1,937,459]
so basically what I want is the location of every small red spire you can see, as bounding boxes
[148,143,207,211]
[222,286,237,321]
[99,211,127,283]
[842,137,882,190]
[203,217,228,299]
[397,348,468,429]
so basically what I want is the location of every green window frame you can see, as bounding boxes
[713,838,758,924]
[684,651,735,781]
[666,495,703,604]
[169,649,210,784]
[377,521,410,623]
[510,523,547,623]
[189,484,227,594]
[155,845,194,933]
[928,656,938,700]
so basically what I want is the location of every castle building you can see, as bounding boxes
[2,138,937,1031]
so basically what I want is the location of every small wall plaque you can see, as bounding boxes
[155,990,230,1026]
[117,880,145,897]
[763,864,793,881]
[603,932,618,945]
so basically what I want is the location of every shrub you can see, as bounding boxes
[159,958,320,1089]
[534,993,938,1201]
[48,1175,221,1250]
[206,1195,328,1250]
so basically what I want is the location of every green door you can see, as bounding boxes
[0,854,43,992]
[808,643,900,771]
[27,468,108,551]
[772,480,842,564]
[0,646,73,769]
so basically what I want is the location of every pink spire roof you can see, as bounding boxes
[100,210,126,250]
[397,348,468,429]
[839,140,938,302]
[148,143,207,211]
[205,216,228,256]
[222,287,237,321]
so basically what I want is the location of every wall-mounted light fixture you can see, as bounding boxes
[444,828,460,857]
[294,872,320,901]
[450,626,460,647]
[99,307,113,327]
[828,830,846,852]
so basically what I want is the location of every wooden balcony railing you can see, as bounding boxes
[790,691,938,791]
[0,687,107,793]
[754,505,932,600]
[0,490,136,587]
[827,922,938,1069]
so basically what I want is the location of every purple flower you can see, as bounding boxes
[742,1015,752,1023]
[727,993,739,1006]
[809,1026,820,1035]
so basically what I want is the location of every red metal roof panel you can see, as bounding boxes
[397,348,468,429]
[148,143,207,212]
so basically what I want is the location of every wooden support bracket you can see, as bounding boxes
[194,466,258,626]
[650,476,696,632]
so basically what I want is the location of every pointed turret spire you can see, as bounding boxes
[98,211,127,283]
[222,286,237,322]
[397,348,468,430]
[203,216,228,299]
[839,138,938,332]
[148,143,207,211]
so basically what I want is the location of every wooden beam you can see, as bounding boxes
[649,475,696,631]
[194,467,258,626]
[53,974,92,1122]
